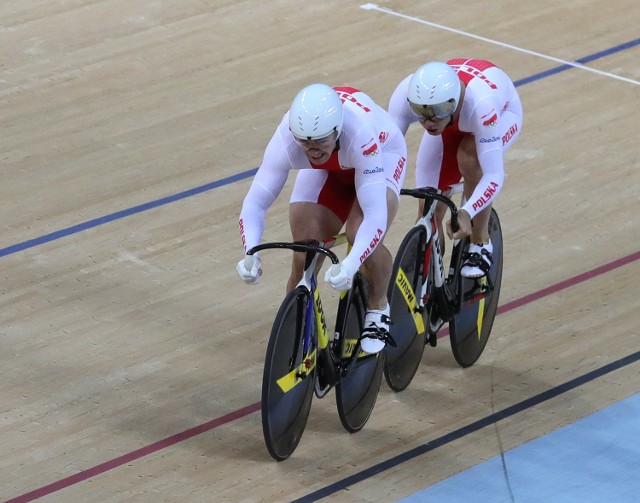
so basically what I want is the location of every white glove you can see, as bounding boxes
[324,262,356,292]
[236,253,262,285]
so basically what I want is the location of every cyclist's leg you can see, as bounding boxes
[289,169,354,292]
[346,142,406,311]
[457,137,492,244]
[415,128,465,254]
[457,138,496,277]
[415,133,444,222]
[345,148,406,353]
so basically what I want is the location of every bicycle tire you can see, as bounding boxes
[449,208,503,367]
[261,286,316,460]
[384,226,428,391]
[335,274,385,432]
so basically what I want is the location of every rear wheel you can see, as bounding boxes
[261,287,316,460]
[384,226,428,391]
[335,274,385,432]
[449,209,503,367]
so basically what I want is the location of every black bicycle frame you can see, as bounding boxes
[247,239,342,382]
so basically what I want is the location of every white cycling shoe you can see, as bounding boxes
[461,240,493,278]
[360,306,392,354]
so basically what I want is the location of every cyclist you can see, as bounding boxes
[237,83,407,353]
[388,59,523,278]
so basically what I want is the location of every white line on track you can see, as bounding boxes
[360,3,640,86]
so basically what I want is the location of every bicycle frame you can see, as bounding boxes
[418,196,444,292]
[385,185,504,387]
[406,185,496,324]
[254,236,385,458]
[295,235,367,370]
[406,187,460,321]
[247,237,348,390]
[296,248,330,360]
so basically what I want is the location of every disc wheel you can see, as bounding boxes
[261,287,316,460]
[449,209,503,367]
[335,275,385,432]
[384,226,428,391]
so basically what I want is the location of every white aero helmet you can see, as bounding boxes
[407,62,461,120]
[288,83,343,141]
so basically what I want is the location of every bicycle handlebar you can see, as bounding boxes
[247,240,341,264]
[400,187,460,233]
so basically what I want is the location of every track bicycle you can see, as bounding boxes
[384,185,503,391]
[246,235,385,461]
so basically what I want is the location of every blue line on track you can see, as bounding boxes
[2,37,638,259]
[0,169,257,258]
[290,351,640,503]
[513,37,640,87]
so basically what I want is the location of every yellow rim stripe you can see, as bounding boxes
[395,267,425,334]
[276,349,316,393]
[476,277,487,339]
[341,338,370,359]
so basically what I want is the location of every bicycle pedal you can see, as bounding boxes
[314,367,334,398]
[427,317,444,337]
[314,379,332,398]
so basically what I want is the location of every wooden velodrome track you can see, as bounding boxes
[2,1,639,502]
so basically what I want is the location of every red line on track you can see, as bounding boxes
[6,251,640,503]
[5,403,260,503]
[497,251,640,315]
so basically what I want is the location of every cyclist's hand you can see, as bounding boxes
[236,253,262,285]
[448,209,472,240]
[324,262,355,291]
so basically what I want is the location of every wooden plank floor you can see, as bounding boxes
[1,1,639,502]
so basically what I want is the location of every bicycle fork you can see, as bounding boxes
[422,226,456,344]
[291,289,314,379]
[314,286,340,392]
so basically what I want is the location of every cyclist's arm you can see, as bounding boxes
[239,125,292,252]
[387,74,418,135]
[341,135,389,272]
[460,99,505,220]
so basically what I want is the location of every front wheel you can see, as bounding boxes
[449,208,503,367]
[261,287,316,460]
[335,274,385,432]
[384,226,428,391]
